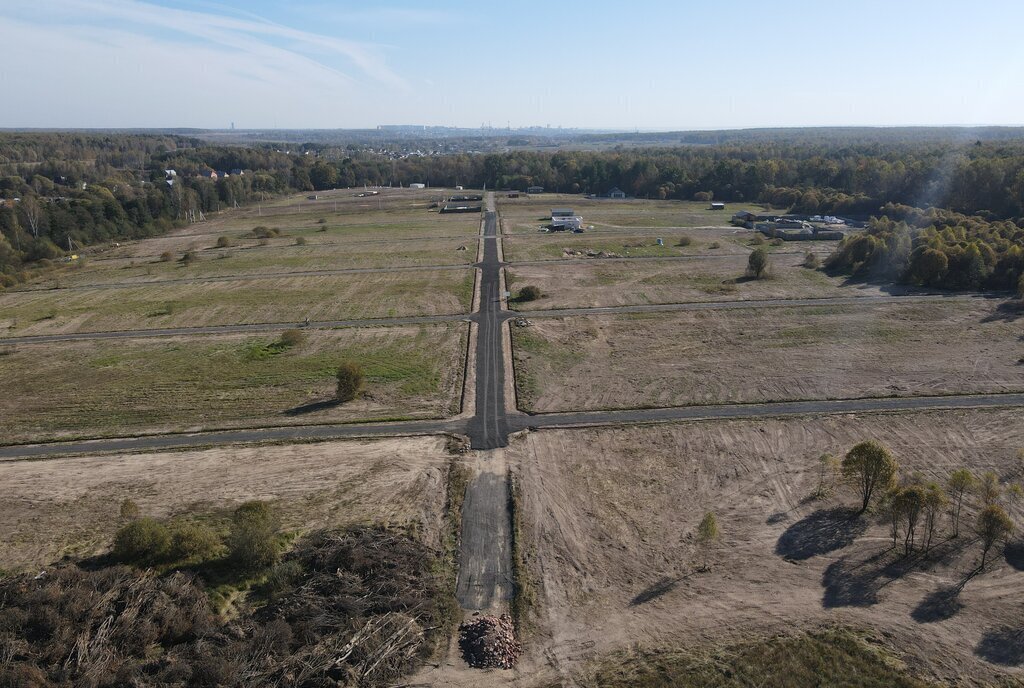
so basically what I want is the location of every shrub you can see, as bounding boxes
[770,238,784,246]
[279,329,305,348]
[693,191,713,202]
[169,523,223,563]
[803,251,820,269]
[215,236,232,248]
[747,247,770,279]
[119,499,141,521]
[316,218,327,224]
[294,236,307,246]
[113,518,171,564]
[708,241,721,249]
[251,226,280,239]
[336,362,365,402]
[677,236,692,247]
[257,238,269,247]
[518,285,542,302]
[749,234,765,246]
[180,250,198,265]
[227,502,281,571]
[159,251,174,262]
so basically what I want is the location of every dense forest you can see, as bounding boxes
[2,131,1024,293]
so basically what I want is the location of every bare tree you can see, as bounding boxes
[947,469,977,538]
[20,196,42,238]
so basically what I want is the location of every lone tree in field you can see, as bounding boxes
[747,247,770,279]
[976,504,1013,568]
[518,285,542,302]
[842,440,898,514]
[696,511,720,571]
[335,361,364,403]
[228,500,282,570]
[922,482,948,551]
[947,468,977,538]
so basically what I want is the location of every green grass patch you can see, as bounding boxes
[570,629,931,688]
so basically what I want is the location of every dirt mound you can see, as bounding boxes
[458,614,522,669]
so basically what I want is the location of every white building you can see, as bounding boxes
[409,183,426,189]
[551,207,583,231]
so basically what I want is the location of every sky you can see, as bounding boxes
[1,0,1024,131]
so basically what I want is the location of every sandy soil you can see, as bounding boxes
[507,409,1024,685]
[0,436,453,573]
[506,254,886,311]
[512,299,1024,412]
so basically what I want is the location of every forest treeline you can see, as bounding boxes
[3,132,1024,291]
[825,206,1024,292]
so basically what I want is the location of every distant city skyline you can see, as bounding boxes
[1,0,1023,130]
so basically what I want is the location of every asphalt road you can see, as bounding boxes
[466,210,510,449]
[4,393,1022,461]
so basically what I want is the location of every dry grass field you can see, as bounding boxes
[506,254,886,311]
[0,269,474,335]
[0,436,453,573]
[508,409,1024,685]
[511,298,1023,412]
[0,324,466,442]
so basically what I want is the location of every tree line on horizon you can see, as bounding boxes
[3,132,1024,291]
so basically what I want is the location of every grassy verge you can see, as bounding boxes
[435,456,471,652]
[565,628,932,688]
[508,470,538,634]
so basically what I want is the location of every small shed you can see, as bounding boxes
[608,187,626,199]
[710,202,726,210]
[527,186,544,194]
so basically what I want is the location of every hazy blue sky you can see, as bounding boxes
[2,0,1023,130]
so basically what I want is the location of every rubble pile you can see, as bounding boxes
[458,614,522,669]
[561,249,621,259]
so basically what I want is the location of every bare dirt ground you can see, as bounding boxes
[512,299,1024,412]
[0,436,453,574]
[506,254,884,311]
[501,230,751,262]
[507,409,1024,686]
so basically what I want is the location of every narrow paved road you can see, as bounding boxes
[466,209,509,449]
[4,392,1022,461]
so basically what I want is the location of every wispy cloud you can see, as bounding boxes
[7,0,406,88]
[0,0,413,127]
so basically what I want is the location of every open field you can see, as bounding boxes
[17,238,476,290]
[0,269,474,336]
[506,253,885,310]
[0,436,453,573]
[508,409,1024,685]
[512,298,1024,412]
[0,324,466,442]
[497,195,751,234]
[501,230,751,262]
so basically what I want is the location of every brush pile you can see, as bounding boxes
[458,614,522,669]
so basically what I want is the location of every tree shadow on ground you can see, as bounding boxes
[775,507,866,561]
[911,584,966,623]
[630,576,682,606]
[976,627,1024,666]
[1004,540,1024,571]
[980,300,1024,324]
[283,399,340,416]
